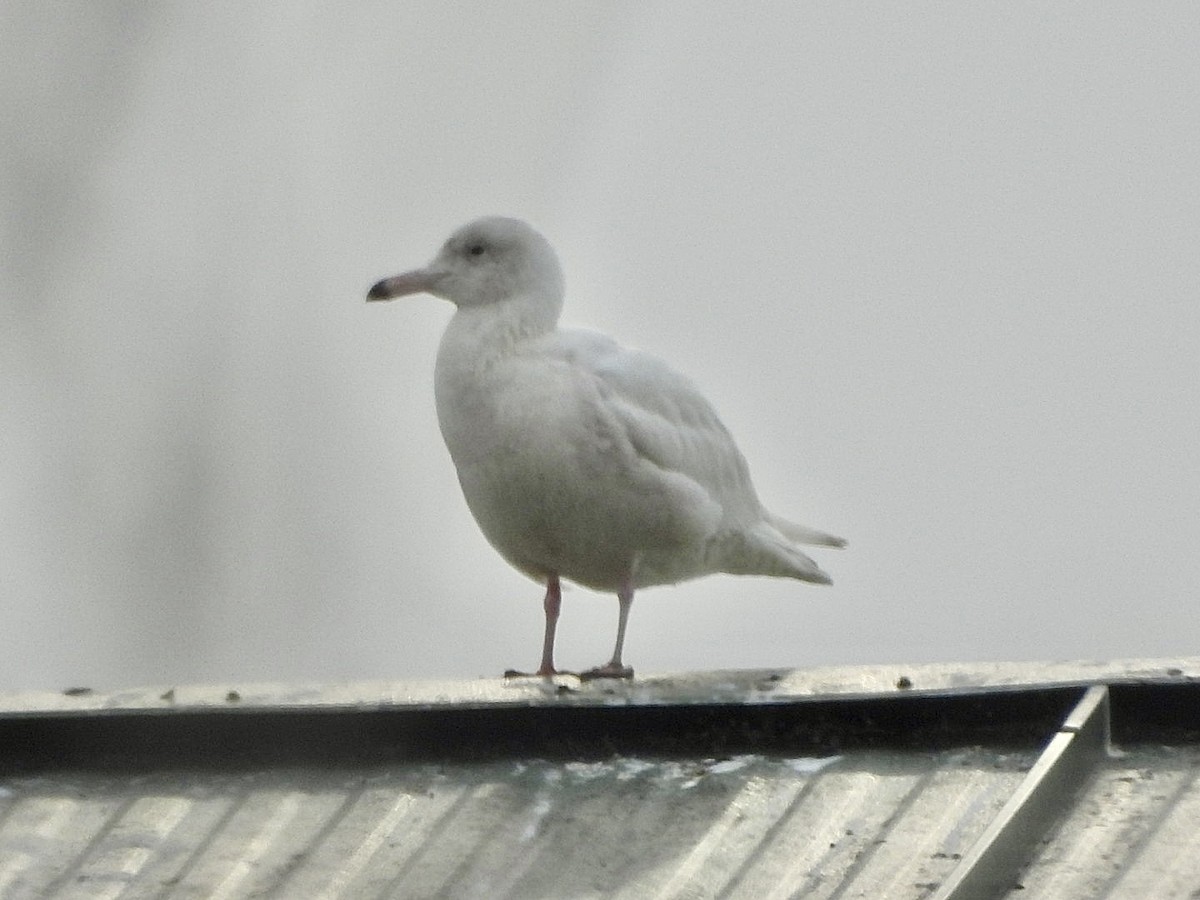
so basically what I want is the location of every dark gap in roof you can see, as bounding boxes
[0,687,1081,773]
[1109,682,1200,745]
[4,681,1197,775]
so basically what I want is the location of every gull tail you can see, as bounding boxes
[768,513,846,549]
[717,522,834,585]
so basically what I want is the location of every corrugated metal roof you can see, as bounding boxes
[0,749,1037,899]
[1006,745,1200,898]
[0,658,1197,899]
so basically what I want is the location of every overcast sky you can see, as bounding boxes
[3,3,1198,692]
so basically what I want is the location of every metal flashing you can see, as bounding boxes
[932,685,1111,899]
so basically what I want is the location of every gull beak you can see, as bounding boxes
[366,268,442,302]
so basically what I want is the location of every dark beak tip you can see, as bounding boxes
[366,280,392,302]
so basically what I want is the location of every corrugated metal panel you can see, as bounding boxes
[0,749,1038,899]
[1,658,1198,899]
[933,685,1111,900]
[1006,745,1200,899]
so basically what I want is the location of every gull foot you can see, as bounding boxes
[503,668,577,679]
[578,664,634,682]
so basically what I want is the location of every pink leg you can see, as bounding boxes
[503,574,564,679]
[581,581,635,680]
[536,574,562,676]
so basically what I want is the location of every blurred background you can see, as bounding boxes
[3,3,1198,692]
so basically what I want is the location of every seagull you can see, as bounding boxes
[368,217,843,679]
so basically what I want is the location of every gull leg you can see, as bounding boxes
[580,581,635,680]
[504,574,563,678]
[537,574,563,675]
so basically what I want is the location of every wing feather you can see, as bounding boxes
[543,329,761,524]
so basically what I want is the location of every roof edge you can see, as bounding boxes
[2,656,1196,717]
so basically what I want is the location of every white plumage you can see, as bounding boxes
[369,216,843,678]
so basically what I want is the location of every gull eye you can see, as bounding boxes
[467,243,486,257]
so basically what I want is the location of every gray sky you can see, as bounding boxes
[3,3,1198,691]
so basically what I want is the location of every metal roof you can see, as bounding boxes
[1,658,1198,899]
[1012,743,1200,898]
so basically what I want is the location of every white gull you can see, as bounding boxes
[368,216,843,679]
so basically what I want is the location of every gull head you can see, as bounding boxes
[367,216,565,310]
